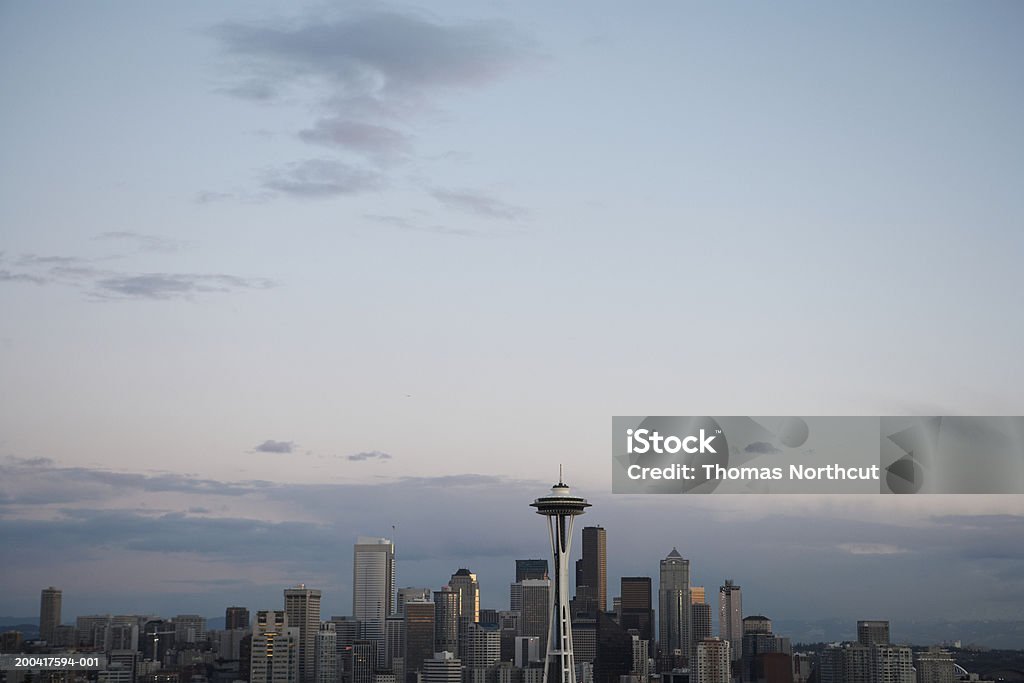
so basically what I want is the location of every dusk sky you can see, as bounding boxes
[1,2,1023,627]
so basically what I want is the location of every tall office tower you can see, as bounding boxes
[450,569,480,623]
[718,581,743,662]
[174,615,208,644]
[397,589,431,616]
[403,600,435,676]
[286,585,323,683]
[575,527,607,614]
[690,603,712,662]
[517,579,552,650]
[620,577,654,644]
[40,587,62,644]
[696,638,731,683]
[740,618,791,683]
[872,645,913,683]
[434,587,459,655]
[531,476,591,683]
[857,621,890,647]
[317,622,338,683]
[517,560,549,582]
[690,588,705,605]
[498,611,521,662]
[385,615,405,669]
[465,623,501,669]
[631,635,650,681]
[227,607,251,630]
[330,617,360,683]
[569,617,596,666]
[354,537,396,667]
[352,641,378,683]
[594,612,633,683]
[658,549,691,669]
[422,651,462,683]
[914,649,956,683]
[479,610,499,628]
[251,611,300,683]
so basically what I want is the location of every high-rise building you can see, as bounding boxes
[251,611,300,683]
[696,638,730,683]
[531,476,591,683]
[718,581,742,662]
[434,587,459,655]
[397,589,431,616]
[914,649,956,683]
[871,645,913,683]
[517,560,549,582]
[658,549,690,669]
[449,568,480,658]
[690,588,705,604]
[353,537,396,667]
[575,527,607,615]
[740,618,791,683]
[316,622,338,683]
[330,616,360,683]
[142,620,175,661]
[631,635,650,682]
[594,612,633,683]
[402,600,435,676]
[515,637,542,668]
[285,585,323,683]
[691,603,712,663]
[40,587,62,644]
[422,651,461,683]
[227,607,251,631]
[464,623,501,669]
[517,579,551,651]
[385,615,405,669]
[856,622,890,647]
[620,577,654,644]
[174,615,207,644]
[352,641,377,683]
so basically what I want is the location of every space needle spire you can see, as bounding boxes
[530,467,591,683]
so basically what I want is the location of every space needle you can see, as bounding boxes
[531,467,591,683]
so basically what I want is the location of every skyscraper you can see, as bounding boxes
[696,638,731,683]
[434,587,459,655]
[575,527,607,614]
[718,580,742,662]
[403,600,435,677]
[516,560,549,582]
[531,475,591,683]
[517,580,551,651]
[285,585,323,683]
[658,549,690,668]
[691,603,712,662]
[40,587,62,644]
[251,611,300,683]
[449,568,480,658]
[620,577,654,644]
[422,651,462,683]
[316,622,338,683]
[856,621,890,647]
[227,607,251,630]
[353,537,396,667]
[397,588,431,616]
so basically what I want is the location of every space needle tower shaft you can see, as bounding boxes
[530,468,591,683]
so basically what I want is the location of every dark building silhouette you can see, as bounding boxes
[226,607,250,630]
[404,601,435,677]
[516,559,549,582]
[620,577,654,644]
[595,612,633,683]
[575,527,607,614]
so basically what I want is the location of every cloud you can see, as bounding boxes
[344,451,393,462]
[745,441,782,455]
[254,440,294,454]
[0,252,276,301]
[299,119,412,162]
[837,543,909,555]
[263,159,385,198]
[430,188,527,220]
[95,273,275,300]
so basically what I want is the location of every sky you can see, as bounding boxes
[1,2,1024,629]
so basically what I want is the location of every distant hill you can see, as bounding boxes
[778,618,1024,651]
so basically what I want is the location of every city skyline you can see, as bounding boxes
[2,0,1023,645]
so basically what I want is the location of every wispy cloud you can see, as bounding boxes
[345,451,393,462]
[94,232,195,254]
[363,214,481,237]
[0,251,276,301]
[254,440,295,454]
[430,188,527,220]
[262,159,385,198]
